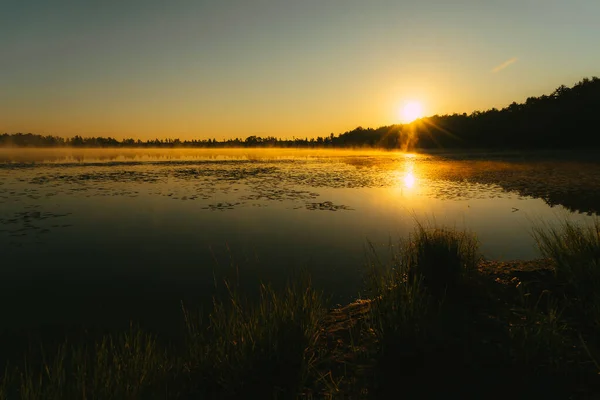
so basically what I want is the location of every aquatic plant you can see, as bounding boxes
[0,274,325,399]
[0,326,168,400]
[508,288,569,371]
[362,224,479,353]
[405,223,479,297]
[533,218,600,315]
[181,273,326,397]
[362,225,479,390]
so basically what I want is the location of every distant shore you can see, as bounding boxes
[2,76,600,152]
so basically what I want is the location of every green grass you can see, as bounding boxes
[533,218,600,304]
[361,225,482,395]
[364,224,479,329]
[181,273,326,397]
[508,288,569,371]
[532,218,600,374]
[0,326,168,400]
[533,218,600,281]
[404,223,479,296]
[0,274,325,399]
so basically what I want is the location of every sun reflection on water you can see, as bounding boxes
[404,171,416,189]
[400,156,418,191]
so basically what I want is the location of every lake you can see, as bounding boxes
[1,148,598,338]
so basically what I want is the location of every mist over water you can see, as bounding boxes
[1,148,598,335]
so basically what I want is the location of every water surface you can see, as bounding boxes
[1,148,598,336]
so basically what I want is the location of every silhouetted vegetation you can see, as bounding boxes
[354,221,600,398]
[2,221,600,398]
[533,219,600,324]
[3,77,599,150]
[414,77,600,149]
[0,275,326,399]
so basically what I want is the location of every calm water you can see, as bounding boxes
[1,148,598,336]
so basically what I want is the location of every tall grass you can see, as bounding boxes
[532,218,600,375]
[405,223,479,296]
[180,272,326,397]
[533,218,600,320]
[365,224,479,302]
[0,275,326,399]
[509,288,568,371]
[533,219,600,292]
[364,243,429,342]
[0,326,167,400]
[364,225,479,374]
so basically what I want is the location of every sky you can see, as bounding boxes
[1,0,599,140]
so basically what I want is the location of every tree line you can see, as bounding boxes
[2,77,599,150]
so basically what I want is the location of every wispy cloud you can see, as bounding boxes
[491,57,518,73]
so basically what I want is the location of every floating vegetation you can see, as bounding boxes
[418,158,600,214]
[1,150,599,254]
[303,201,353,211]
[202,202,241,211]
[0,209,72,240]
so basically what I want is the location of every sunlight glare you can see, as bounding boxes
[400,101,424,123]
[404,171,416,189]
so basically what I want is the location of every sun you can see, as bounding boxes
[400,101,424,123]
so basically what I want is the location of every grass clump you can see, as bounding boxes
[182,273,326,397]
[533,218,600,377]
[358,223,594,396]
[363,225,480,395]
[0,275,326,399]
[364,224,479,340]
[508,288,569,371]
[0,326,167,400]
[405,223,479,297]
[533,218,600,302]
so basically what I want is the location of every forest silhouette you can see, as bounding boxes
[2,77,599,150]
